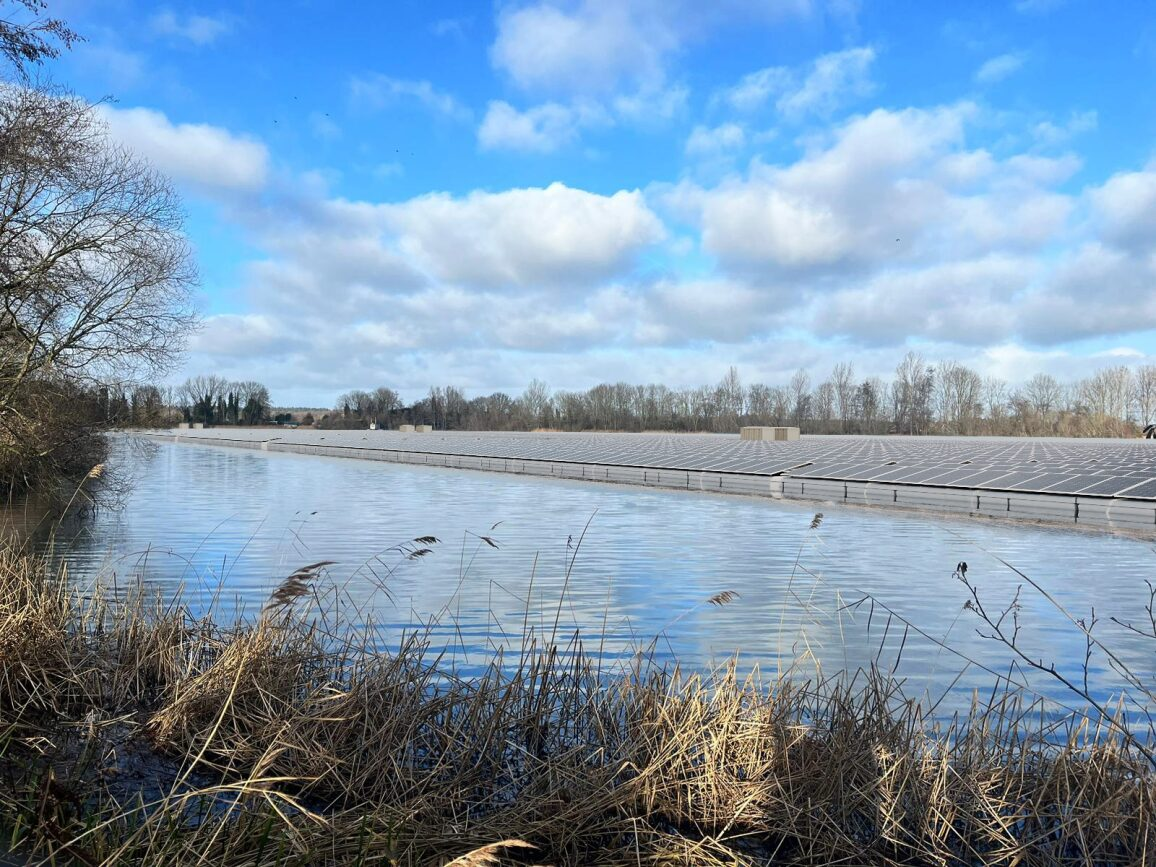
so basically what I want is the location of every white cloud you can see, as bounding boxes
[164,81,1156,402]
[490,0,829,98]
[975,52,1026,84]
[486,2,830,151]
[673,105,980,271]
[685,123,746,157]
[479,86,685,153]
[612,84,689,125]
[172,176,687,400]
[1087,163,1156,249]
[382,182,666,287]
[150,10,233,45]
[430,17,471,38]
[644,278,781,343]
[649,101,1156,352]
[478,100,606,153]
[99,106,269,193]
[718,65,794,113]
[491,1,676,95]
[778,47,877,118]
[1014,0,1066,12]
[189,314,293,358]
[716,47,876,119]
[810,255,1035,345]
[349,75,471,121]
[1033,109,1097,148]
[1015,244,1156,342]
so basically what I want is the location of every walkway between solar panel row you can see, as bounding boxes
[152,428,1156,501]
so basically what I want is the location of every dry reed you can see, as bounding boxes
[0,542,1153,865]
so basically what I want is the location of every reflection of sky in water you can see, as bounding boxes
[25,436,1156,723]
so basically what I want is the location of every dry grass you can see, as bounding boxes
[1,543,1153,865]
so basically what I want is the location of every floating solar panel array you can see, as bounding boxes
[177,429,1156,502]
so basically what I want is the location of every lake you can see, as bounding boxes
[14,434,1156,724]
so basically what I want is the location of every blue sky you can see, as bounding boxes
[39,0,1156,406]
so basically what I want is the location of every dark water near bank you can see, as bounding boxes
[9,435,1156,722]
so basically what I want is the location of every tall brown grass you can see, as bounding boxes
[1,543,1153,865]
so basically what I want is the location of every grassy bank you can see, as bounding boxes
[0,546,1153,866]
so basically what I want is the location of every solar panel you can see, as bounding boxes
[1120,480,1156,499]
[1004,473,1081,490]
[163,428,1156,509]
[1074,477,1150,496]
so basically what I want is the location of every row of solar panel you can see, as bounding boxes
[173,429,1156,499]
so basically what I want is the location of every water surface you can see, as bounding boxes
[17,435,1156,723]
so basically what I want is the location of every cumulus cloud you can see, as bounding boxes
[189,314,297,359]
[1033,109,1097,148]
[150,9,233,45]
[349,74,471,121]
[612,84,689,125]
[1087,163,1156,250]
[490,0,825,97]
[670,105,976,271]
[684,123,745,156]
[974,52,1025,84]
[381,182,666,288]
[163,85,1156,403]
[478,87,685,152]
[646,101,1156,354]
[99,106,269,192]
[491,1,676,95]
[778,47,877,118]
[715,47,876,119]
[478,100,607,152]
[810,255,1035,345]
[201,180,669,386]
[482,0,816,152]
[666,102,1088,285]
[643,278,782,343]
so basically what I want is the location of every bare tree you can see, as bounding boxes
[892,352,933,435]
[857,378,886,433]
[1024,373,1063,417]
[716,366,744,430]
[520,378,553,429]
[812,380,835,432]
[1,87,197,462]
[830,361,855,433]
[1080,366,1133,433]
[746,382,771,423]
[935,360,982,435]
[1135,365,1156,427]
[179,375,228,424]
[982,376,1008,428]
[233,380,271,425]
[1,1,80,81]
[788,368,810,428]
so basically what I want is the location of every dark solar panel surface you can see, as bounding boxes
[170,430,1156,501]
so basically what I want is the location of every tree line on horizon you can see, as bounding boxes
[158,354,1156,439]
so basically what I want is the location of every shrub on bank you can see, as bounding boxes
[0,545,1152,866]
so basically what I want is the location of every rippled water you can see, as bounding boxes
[12,435,1156,720]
